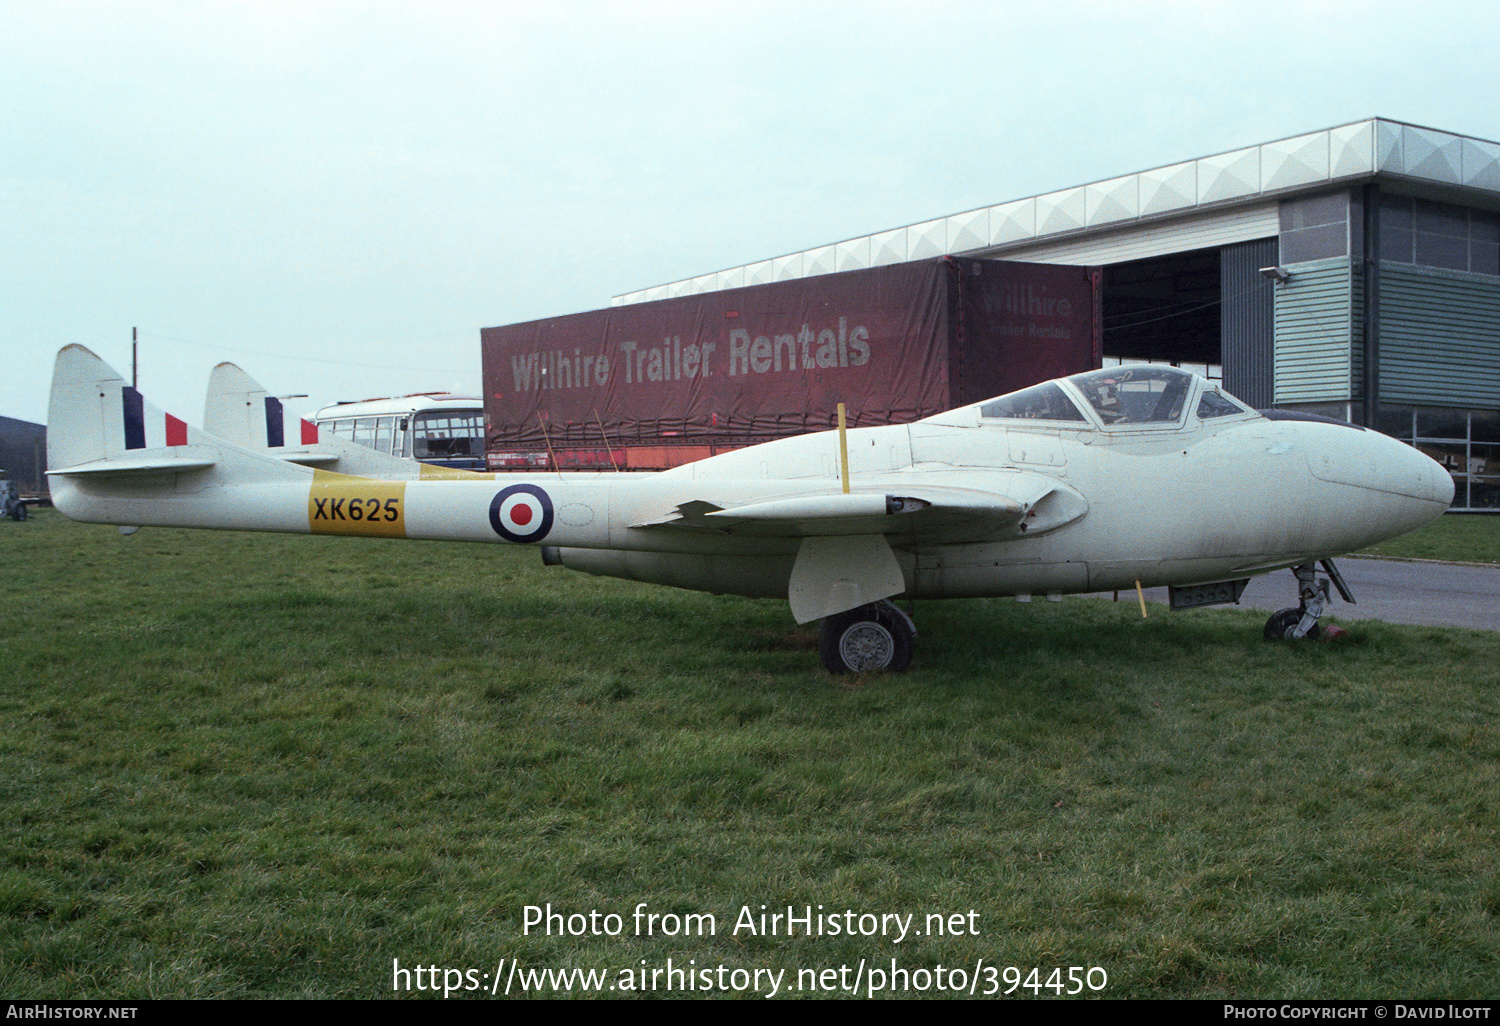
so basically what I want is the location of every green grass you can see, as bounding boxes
[1358,512,1500,564]
[2,509,1498,999]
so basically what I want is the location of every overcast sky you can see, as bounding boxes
[6,0,1499,426]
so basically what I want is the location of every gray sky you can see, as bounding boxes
[6,0,1499,426]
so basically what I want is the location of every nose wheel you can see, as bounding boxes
[1263,559,1355,640]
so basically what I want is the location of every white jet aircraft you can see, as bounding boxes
[47,345,1453,674]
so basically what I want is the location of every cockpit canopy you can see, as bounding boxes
[977,365,1253,429]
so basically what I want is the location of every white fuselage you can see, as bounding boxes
[49,349,1454,611]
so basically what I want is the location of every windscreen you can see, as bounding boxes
[1067,366,1193,425]
[979,381,1086,422]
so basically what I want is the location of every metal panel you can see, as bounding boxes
[946,207,989,252]
[616,119,1500,306]
[1139,160,1197,216]
[871,228,907,267]
[1463,137,1500,191]
[989,198,1036,245]
[1274,258,1355,403]
[1198,146,1261,203]
[1378,264,1500,408]
[992,202,1279,266]
[1261,131,1331,193]
[1085,174,1139,226]
[1402,124,1463,185]
[1036,186,1088,235]
[835,237,871,272]
[907,218,947,260]
[1221,237,1278,407]
[1331,121,1377,179]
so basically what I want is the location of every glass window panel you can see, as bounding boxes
[373,417,394,454]
[980,382,1085,421]
[1471,239,1499,277]
[1067,366,1193,425]
[1379,225,1414,262]
[1415,408,1467,440]
[1280,192,1349,231]
[352,418,376,447]
[1469,442,1499,476]
[1380,194,1413,231]
[1468,478,1500,508]
[413,410,484,458]
[1375,404,1414,439]
[1198,391,1248,419]
[1471,411,1500,444]
[1415,231,1469,270]
[1414,199,1469,239]
[1416,442,1467,474]
[1281,224,1348,263]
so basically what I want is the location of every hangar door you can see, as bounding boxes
[1100,238,1277,408]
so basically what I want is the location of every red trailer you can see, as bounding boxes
[481,256,1101,470]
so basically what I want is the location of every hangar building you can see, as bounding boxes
[616,118,1499,510]
[0,416,47,498]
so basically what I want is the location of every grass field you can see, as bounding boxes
[1358,513,1500,565]
[2,510,1498,999]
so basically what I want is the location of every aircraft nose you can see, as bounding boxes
[1376,431,1455,507]
[1410,441,1456,508]
[1298,421,1453,546]
[1303,422,1452,505]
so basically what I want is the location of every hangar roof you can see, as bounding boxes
[615,117,1500,305]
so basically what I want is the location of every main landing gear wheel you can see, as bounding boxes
[819,600,916,675]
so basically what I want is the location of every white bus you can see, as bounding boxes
[313,393,486,472]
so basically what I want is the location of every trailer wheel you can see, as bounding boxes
[819,601,914,674]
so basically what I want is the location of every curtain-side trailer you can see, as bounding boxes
[481,256,1101,470]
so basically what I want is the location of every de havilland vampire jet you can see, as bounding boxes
[47,345,1453,674]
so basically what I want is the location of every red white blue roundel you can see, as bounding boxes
[488,484,554,543]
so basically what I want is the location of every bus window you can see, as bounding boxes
[373,416,395,455]
[413,411,483,459]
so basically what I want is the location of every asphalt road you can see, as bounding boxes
[1094,557,1500,632]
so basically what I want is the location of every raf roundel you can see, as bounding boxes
[489,484,555,543]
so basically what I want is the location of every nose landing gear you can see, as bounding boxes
[1263,559,1355,640]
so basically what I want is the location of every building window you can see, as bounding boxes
[1280,192,1350,263]
[1379,195,1500,276]
[1377,403,1499,510]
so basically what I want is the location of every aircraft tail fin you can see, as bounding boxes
[204,362,335,465]
[47,345,334,533]
[48,344,224,477]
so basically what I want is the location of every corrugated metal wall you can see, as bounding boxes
[1273,257,1355,403]
[1220,237,1278,406]
[1379,264,1500,407]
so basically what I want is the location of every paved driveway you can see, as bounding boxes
[1094,558,1500,632]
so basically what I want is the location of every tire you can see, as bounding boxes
[1263,607,1321,641]
[819,601,914,674]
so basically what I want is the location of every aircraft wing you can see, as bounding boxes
[634,486,1028,541]
[632,473,1087,623]
[635,468,1085,544]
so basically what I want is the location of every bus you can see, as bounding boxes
[313,394,486,472]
